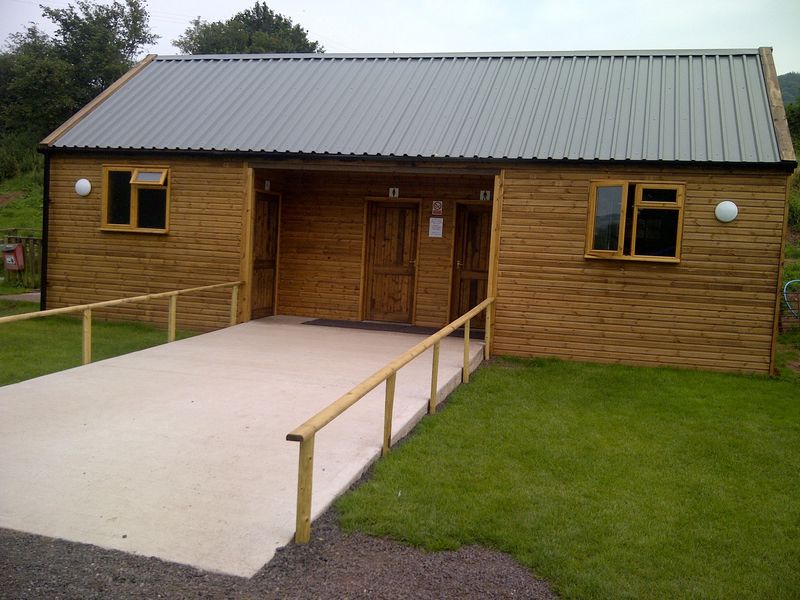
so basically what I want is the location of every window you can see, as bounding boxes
[585,181,684,262]
[102,166,169,232]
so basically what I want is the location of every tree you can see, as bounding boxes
[42,0,157,101]
[2,25,75,140]
[174,2,323,55]
[787,101,800,154]
[0,0,157,141]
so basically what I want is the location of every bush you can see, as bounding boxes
[0,133,42,182]
[788,169,800,231]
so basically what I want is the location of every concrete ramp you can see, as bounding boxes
[0,316,483,576]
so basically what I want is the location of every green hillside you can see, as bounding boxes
[779,72,800,105]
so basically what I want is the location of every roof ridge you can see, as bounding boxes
[155,49,763,62]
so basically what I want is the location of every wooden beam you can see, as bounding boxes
[248,160,501,177]
[485,171,505,356]
[240,167,255,322]
[758,47,797,163]
[41,54,157,147]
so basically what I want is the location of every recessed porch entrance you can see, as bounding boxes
[243,166,497,328]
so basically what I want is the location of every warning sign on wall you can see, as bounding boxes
[431,200,443,216]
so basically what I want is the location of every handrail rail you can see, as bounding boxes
[286,296,495,543]
[287,296,495,442]
[0,280,243,365]
[0,281,242,325]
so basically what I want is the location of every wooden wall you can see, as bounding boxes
[492,164,788,373]
[47,154,787,374]
[47,155,245,331]
[264,170,493,327]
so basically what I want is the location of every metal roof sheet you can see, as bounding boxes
[51,50,782,163]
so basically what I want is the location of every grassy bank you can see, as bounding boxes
[337,357,800,599]
[0,170,43,234]
[0,300,194,386]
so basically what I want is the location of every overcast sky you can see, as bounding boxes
[2,0,798,74]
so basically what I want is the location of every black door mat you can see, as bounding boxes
[303,319,484,339]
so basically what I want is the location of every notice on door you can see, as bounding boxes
[428,217,443,238]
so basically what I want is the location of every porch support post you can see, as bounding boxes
[486,171,505,357]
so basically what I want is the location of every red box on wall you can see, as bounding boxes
[3,244,24,271]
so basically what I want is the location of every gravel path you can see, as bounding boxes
[0,510,556,599]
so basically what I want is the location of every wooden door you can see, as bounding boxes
[365,203,419,323]
[251,191,280,319]
[451,204,492,329]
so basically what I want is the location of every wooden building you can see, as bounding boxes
[40,49,796,373]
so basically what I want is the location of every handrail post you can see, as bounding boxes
[429,341,440,414]
[295,435,315,544]
[167,295,177,342]
[82,308,92,365]
[230,284,239,326]
[484,301,493,360]
[382,372,397,456]
[463,318,470,383]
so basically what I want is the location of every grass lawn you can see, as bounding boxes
[0,278,34,295]
[0,299,194,386]
[337,357,800,600]
[776,329,800,383]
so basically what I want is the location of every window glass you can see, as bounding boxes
[635,209,679,257]
[592,185,623,251]
[641,187,678,203]
[108,170,132,224]
[586,180,683,262]
[137,187,167,229]
[132,170,166,184]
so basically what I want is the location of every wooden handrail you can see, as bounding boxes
[0,281,242,325]
[286,297,495,442]
[286,296,495,543]
[1,281,243,365]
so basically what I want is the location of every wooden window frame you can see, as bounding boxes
[101,165,170,234]
[585,180,685,264]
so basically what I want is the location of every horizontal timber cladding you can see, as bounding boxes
[47,154,246,331]
[492,164,787,374]
[259,169,494,326]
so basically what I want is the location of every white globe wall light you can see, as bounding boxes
[714,200,738,223]
[75,178,92,196]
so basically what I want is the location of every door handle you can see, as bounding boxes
[456,260,463,270]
